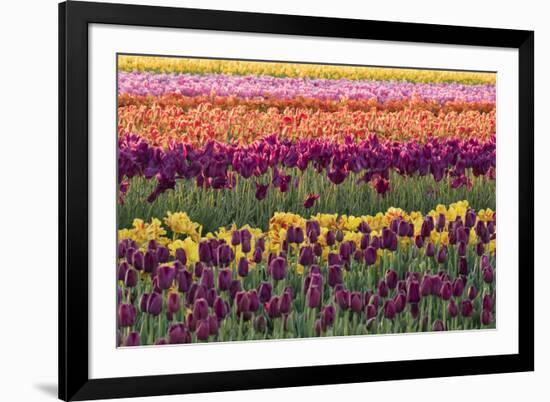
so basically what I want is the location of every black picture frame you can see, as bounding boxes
[59,1,534,400]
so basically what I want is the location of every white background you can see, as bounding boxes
[90,24,518,379]
[0,0,545,401]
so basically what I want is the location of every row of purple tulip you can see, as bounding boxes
[119,133,495,202]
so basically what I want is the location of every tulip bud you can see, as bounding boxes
[146,292,162,316]
[328,265,343,287]
[447,299,458,317]
[196,319,210,341]
[236,256,249,277]
[299,246,314,266]
[365,304,377,320]
[476,241,485,256]
[157,265,176,290]
[314,319,323,336]
[269,257,287,280]
[394,292,406,313]
[335,229,344,242]
[326,230,336,246]
[420,275,432,297]
[385,269,398,289]
[437,245,448,264]
[378,280,389,298]
[118,303,136,327]
[215,268,230,291]
[425,242,435,257]
[452,277,465,297]
[468,285,477,300]
[384,299,396,319]
[167,292,181,314]
[200,267,214,289]
[124,268,138,288]
[199,241,212,264]
[350,292,363,313]
[482,267,494,283]
[440,281,452,300]
[364,247,377,266]
[461,299,474,317]
[167,323,191,344]
[278,291,292,314]
[174,248,187,265]
[481,309,493,325]
[257,282,272,303]
[306,285,321,308]
[313,242,323,257]
[123,331,140,346]
[231,230,241,246]
[432,320,445,331]
[177,269,191,293]
[407,280,421,303]
[156,246,170,263]
[254,315,267,333]
[335,289,350,310]
[267,296,280,318]
[193,298,209,321]
[482,293,493,311]
[321,305,336,328]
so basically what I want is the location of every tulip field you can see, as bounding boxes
[116,55,496,346]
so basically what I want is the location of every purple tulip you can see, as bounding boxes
[364,246,377,265]
[420,275,432,297]
[255,182,269,200]
[200,267,214,289]
[118,303,136,327]
[452,277,465,297]
[432,320,445,331]
[146,292,162,316]
[217,269,232,291]
[123,331,140,347]
[199,241,212,263]
[306,285,321,308]
[167,292,181,314]
[448,299,458,317]
[383,300,396,319]
[481,309,493,325]
[231,230,241,246]
[483,267,494,283]
[350,292,363,313]
[177,269,192,293]
[385,269,398,289]
[328,265,343,287]
[258,282,273,303]
[197,320,210,341]
[468,285,477,300]
[440,281,452,300]
[407,280,421,303]
[378,280,389,298]
[193,298,209,320]
[267,296,280,318]
[321,305,336,328]
[461,299,474,317]
[313,242,323,257]
[425,242,435,257]
[335,289,350,310]
[269,257,287,280]
[144,251,157,273]
[326,230,336,246]
[254,315,267,332]
[175,248,187,265]
[394,292,406,313]
[278,291,292,314]
[229,279,242,300]
[299,246,314,266]
[238,256,249,277]
[157,265,176,290]
[437,245,448,264]
[168,323,191,344]
[366,304,377,320]
[124,268,138,288]
[157,246,170,263]
[483,293,493,311]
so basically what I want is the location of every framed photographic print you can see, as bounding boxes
[59,1,534,400]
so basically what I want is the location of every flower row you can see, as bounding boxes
[118,133,495,202]
[118,72,496,103]
[118,103,495,146]
[116,202,495,345]
[118,55,496,84]
[118,93,496,114]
